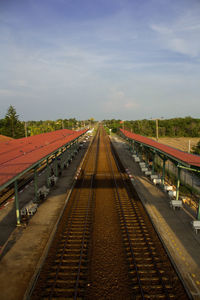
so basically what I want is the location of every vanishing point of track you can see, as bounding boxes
[30,126,189,299]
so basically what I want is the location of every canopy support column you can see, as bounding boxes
[197,201,200,220]
[55,154,58,177]
[34,167,38,201]
[46,158,50,187]
[162,157,166,186]
[176,167,181,200]
[14,180,21,226]
[152,151,156,174]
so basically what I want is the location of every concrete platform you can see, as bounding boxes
[0,142,89,300]
[0,136,200,299]
[112,136,200,300]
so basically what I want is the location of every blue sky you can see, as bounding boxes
[0,0,200,121]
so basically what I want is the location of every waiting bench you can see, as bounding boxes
[191,220,200,234]
[170,200,183,210]
[37,185,50,200]
[48,175,58,186]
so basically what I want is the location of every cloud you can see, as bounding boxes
[150,8,200,58]
[105,89,139,114]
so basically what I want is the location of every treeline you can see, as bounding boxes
[0,105,95,139]
[104,117,200,137]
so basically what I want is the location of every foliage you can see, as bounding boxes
[192,140,200,155]
[0,105,24,138]
[103,117,200,138]
[0,106,98,139]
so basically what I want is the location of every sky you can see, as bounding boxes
[0,0,200,121]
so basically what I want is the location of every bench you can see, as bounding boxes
[134,157,140,162]
[150,174,158,180]
[191,220,200,234]
[170,200,182,210]
[20,202,38,216]
[164,185,173,192]
[27,206,37,216]
[139,162,146,168]
[168,190,176,199]
[153,178,162,185]
[145,171,152,176]
[48,175,58,186]
[37,185,50,199]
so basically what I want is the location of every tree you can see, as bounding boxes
[2,105,24,138]
[192,141,200,155]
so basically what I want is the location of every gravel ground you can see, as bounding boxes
[86,133,132,299]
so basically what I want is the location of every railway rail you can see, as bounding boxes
[29,126,190,299]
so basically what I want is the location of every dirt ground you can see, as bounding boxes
[151,137,199,152]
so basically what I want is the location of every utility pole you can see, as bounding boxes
[25,122,27,138]
[156,119,158,141]
[188,140,191,153]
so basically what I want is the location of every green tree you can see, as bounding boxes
[2,105,24,138]
[192,141,200,155]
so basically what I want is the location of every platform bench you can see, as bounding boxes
[170,200,182,210]
[139,162,146,168]
[191,220,200,234]
[37,185,50,199]
[168,190,176,199]
[153,178,162,185]
[134,157,140,162]
[145,171,152,176]
[150,174,158,180]
[164,185,173,192]
[48,175,58,186]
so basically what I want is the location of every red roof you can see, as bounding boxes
[0,129,87,188]
[0,134,13,142]
[120,129,200,168]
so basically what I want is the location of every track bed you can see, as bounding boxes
[30,127,189,299]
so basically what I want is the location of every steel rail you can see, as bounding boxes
[47,130,99,299]
[103,131,145,298]
[48,174,90,299]
[110,141,171,299]
[73,131,100,299]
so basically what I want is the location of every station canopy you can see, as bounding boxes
[120,129,200,169]
[0,129,87,190]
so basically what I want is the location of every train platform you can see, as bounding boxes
[0,142,89,300]
[0,134,199,299]
[112,136,200,300]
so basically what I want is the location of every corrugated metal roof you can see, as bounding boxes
[120,129,200,168]
[0,129,86,187]
[0,134,13,142]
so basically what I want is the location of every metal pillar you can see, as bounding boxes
[132,141,135,153]
[14,180,21,226]
[34,167,38,201]
[162,158,166,186]
[46,158,50,187]
[197,200,200,220]
[145,149,148,167]
[152,152,156,174]
[55,154,58,177]
[176,167,181,200]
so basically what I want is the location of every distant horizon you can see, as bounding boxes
[1,0,200,120]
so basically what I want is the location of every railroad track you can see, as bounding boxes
[30,130,100,299]
[104,131,189,299]
[29,127,189,299]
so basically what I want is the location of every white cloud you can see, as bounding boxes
[105,89,139,114]
[150,8,200,58]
